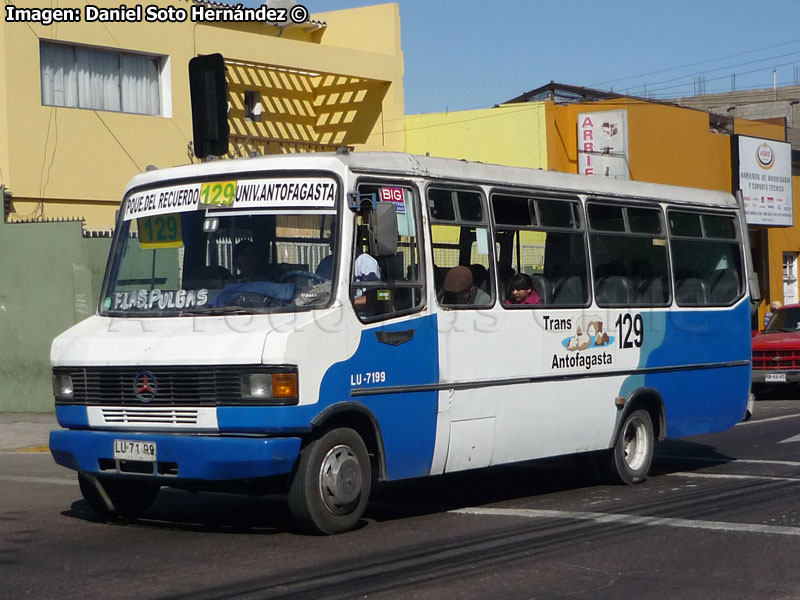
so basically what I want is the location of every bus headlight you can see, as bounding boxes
[241,370,298,404]
[243,373,272,399]
[52,374,74,400]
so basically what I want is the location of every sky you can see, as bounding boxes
[235,0,800,116]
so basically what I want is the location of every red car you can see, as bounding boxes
[752,303,800,395]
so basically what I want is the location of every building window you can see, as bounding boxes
[244,90,262,122]
[783,252,798,305]
[40,41,162,116]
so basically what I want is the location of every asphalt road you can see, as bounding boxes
[3,400,800,599]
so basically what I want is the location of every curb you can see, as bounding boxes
[14,444,50,453]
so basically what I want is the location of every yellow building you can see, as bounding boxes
[406,83,800,326]
[0,0,405,227]
[405,103,548,169]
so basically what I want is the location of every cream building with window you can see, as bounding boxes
[0,0,405,228]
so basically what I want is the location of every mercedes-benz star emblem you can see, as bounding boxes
[134,371,157,403]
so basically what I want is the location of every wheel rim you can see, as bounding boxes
[622,416,649,471]
[318,444,363,515]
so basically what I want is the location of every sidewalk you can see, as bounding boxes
[0,413,58,452]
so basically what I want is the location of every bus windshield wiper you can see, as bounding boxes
[182,306,254,315]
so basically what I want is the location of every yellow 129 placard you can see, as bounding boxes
[200,181,237,206]
[138,214,183,249]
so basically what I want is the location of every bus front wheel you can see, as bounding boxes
[288,427,372,535]
[609,409,654,485]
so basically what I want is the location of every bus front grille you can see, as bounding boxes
[101,407,200,425]
[53,366,245,405]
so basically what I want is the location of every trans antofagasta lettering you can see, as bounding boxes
[235,181,335,204]
[551,351,613,371]
[113,289,208,311]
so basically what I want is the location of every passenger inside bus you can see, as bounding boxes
[469,264,489,295]
[315,221,337,280]
[233,240,264,280]
[351,241,381,315]
[504,273,541,306]
[440,265,491,306]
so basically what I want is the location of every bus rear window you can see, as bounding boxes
[669,211,742,306]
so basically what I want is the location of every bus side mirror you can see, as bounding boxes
[368,202,398,257]
[749,271,761,313]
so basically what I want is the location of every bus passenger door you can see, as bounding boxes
[426,187,501,474]
[343,181,442,481]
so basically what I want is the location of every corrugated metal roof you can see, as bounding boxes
[502,81,748,127]
[503,81,679,108]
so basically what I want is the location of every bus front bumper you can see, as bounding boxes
[49,430,301,481]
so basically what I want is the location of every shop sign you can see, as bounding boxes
[737,136,793,227]
[577,110,629,180]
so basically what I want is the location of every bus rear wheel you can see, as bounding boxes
[78,472,160,519]
[288,427,372,535]
[609,409,654,484]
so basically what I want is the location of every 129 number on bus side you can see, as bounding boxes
[615,313,643,349]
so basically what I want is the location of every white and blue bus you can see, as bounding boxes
[50,151,754,534]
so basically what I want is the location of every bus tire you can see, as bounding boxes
[608,409,654,485]
[78,472,160,519]
[287,427,371,535]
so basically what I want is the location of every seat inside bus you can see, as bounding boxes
[530,274,551,304]
[676,278,708,305]
[708,268,739,304]
[552,276,584,305]
[595,275,635,305]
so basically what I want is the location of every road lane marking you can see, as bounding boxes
[737,413,800,426]
[658,455,800,467]
[667,472,800,483]
[778,433,800,444]
[452,507,800,536]
[733,458,800,467]
[0,474,77,486]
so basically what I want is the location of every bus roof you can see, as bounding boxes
[125,151,738,209]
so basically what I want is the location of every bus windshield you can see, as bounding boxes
[101,208,337,317]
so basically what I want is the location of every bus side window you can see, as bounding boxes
[351,182,425,321]
[491,193,588,308]
[588,203,670,308]
[428,187,495,308]
[669,211,743,307]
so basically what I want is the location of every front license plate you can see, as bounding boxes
[765,373,787,383]
[113,439,157,462]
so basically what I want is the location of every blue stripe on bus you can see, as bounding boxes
[55,405,89,428]
[620,301,751,437]
[318,314,440,480]
[217,313,440,481]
